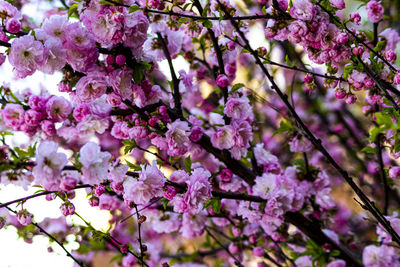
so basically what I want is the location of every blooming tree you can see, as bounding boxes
[1,0,400,266]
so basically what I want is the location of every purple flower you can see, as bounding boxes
[363,245,399,267]
[350,12,361,25]
[1,104,25,129]
[179,211,207,238]
[211,125,235,150]
[75,74,108,103]
[288,135,312,153]
[16,209,33,226]
[123,11,149,49]
[123,161,165,205]
[80,142,111,185]
[45,96,72,122]
[329,0,345,9]
[24,109,42,126]
[33,141,67,191]
[165,120,191,156]
[290,0,316,21]
[216,74,229,87]
[224,96,252,120]
[6,18,21,33]
[182,168,212,213]
[366,0,384,23]
[9,35,46,78]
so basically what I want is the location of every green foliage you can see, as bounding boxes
[68,3,79,18]
[342,65,354,80]
[184,156,192,173]
[202,20,213,29]
[230,83,244,93]
[122,139,137,154]
[273,119,294,136]
[128,5,142,13]
[204,197,221,214]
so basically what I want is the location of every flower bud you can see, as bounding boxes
[220,168,233,182]
[304,74,314,84]
[163,185,177,200]
[253,247,264,257]
[385,50,397,62]
[116,55,126,66]
[17,209,33,226]
[216,74,229,87]
[345,94,357,105]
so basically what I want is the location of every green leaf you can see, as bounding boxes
[202,20,213,29]
[184,156,192,173]
[109,254,124,263]
[68,3,78,18]
[98,0,115,5]
[273,119,293,136]
[374,40,387,52]
[204,197,221,213]
[129,5,141,13]
[361,146,377,155]
[122,139,137,154]
[231,83,244,93]
[285,55,294,67]
[342,64,354,80]
[161,198,169,210]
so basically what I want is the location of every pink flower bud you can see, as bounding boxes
[0,216,6,229]
[0,31,9,42]
[227,41,236,50]
[394,73,400,85]
[45,194,55,201]
[385,50,397,62]
[58,82,72,93]
[228,243,240,254]
[95,185,106,196]
[249,234,257,244]
[216,74,229,87]
[115,54,126,66]
[17,209,33,226]
[120,244,129,254]
[0,53,5,66]
[73,104,90,122]
[6,18,21,34]
[163,185,177,200]
[335,89,346,99]
[345,94,357,104]
[189,126,203,142]
[24,110,42,126]
[352,47,364,55]
[389,167,400,179]
[148,117,158,127]
[232,227,242,237]
[60,201,75,216]
[138,215,146,224]
[253,247,264,257]
[41,120,56,137]
[335,32,348,45]
[304,74,314,84]
[350,12,361,25]
[89,196,99,207]
[208,207,216,216]
[220,168,233,182]
[106,92,122,107]
[106,55,115,65]
[61,176,78,191]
